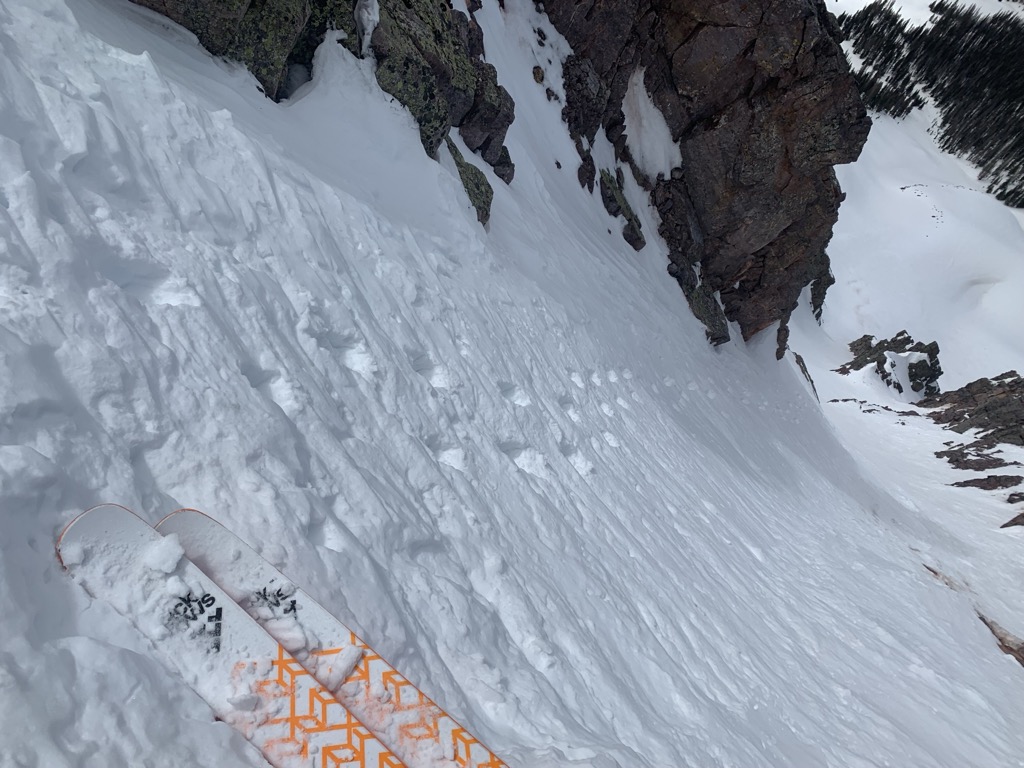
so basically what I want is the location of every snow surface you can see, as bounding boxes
[788,100,1024,723]
[1,0,1024,767]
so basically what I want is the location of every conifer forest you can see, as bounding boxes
[840,0,1024,206]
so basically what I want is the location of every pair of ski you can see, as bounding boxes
[56,504,506,768]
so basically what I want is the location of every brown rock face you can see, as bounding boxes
[952,475,1024,491]
[918,371,1024,449]
[919,371,1024,493]
[546,0,870,342]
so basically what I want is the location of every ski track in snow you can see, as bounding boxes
[1,0,1023,766]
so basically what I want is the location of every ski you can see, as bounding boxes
[57,504,406,768]
[156,508,507,768]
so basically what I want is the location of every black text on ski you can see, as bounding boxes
[167,592,222,652]
[249,585,298,617]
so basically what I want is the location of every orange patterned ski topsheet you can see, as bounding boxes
[157,508,508,768]
[328,631,506,768]
[58,504,406,768]
[236,644,404,768]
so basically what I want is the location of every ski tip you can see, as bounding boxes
[154,507,216,532]
[55,503,146,570]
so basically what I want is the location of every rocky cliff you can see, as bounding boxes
[129,0,867,346]
[129,0,514,224]
[546,0,871,345]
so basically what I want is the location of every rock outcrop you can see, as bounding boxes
[978,614,1024,668]
[952,475,1023,491]
[599,169,645,251]
[918,371,1024,447]
[368,0,515,181]
[134,0,869,332]
[130,0,310,98]
[546,0,870,343]
[297,0,515,185]
[831,364,1023,517]
[230,0,311,97]
[918,371,1024,506]
[130,0,252,58]
[836,331,942,397]
[445,137,493,224]
[129,0,516,215]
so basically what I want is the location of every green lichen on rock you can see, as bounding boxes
[445,137,492,225]
[599,169,645,251]
[229,0,311,98]
[291,0,514,175]
[130,0,516,191]
[689,283,731,345]
[373,0,479,156]
[130,0,251,55]
[667,261,731,345]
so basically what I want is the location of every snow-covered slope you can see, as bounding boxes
[788,0,1024,679]
[2,1,1023,767]
[788,100,1024,726]
[817,113,1024,386]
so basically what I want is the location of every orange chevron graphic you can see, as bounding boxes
[453,728,474,765]
[238,644,405,768]
[158,508,511,768]
[398,713,439,743]
[381,669,429,711]
[349,649,382,688]
[329,645,507,767]
[323,745,356,767]
[227,610,507,768]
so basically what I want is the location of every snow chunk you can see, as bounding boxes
[622,68,681,180]
[59,540,85,568]
[227,693,260,711]
[263,616,310,654]
[313,644,365,694]
[141,534,184,574]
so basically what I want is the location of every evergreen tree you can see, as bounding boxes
[839,0,1024,207]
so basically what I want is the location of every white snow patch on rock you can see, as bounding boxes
[622,68,681,180]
